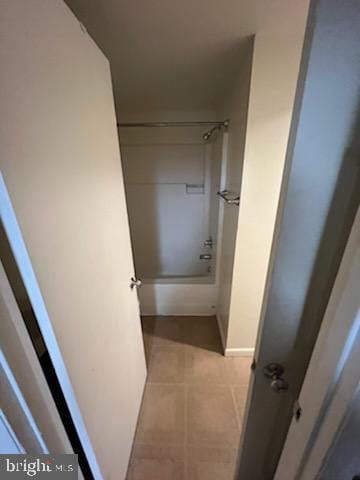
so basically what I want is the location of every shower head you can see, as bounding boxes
[202,119,229,142]
[202,125,220,141]
[202,130,212,141]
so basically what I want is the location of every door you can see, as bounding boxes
[0,2,146,479]
[236,0,360,478]
[275,207,360,479]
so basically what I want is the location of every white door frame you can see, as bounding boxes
[275,207,360,479]
[0,349,47,454]
[0,174,100,478]
[0,258,71,454]
[215,131,230,350]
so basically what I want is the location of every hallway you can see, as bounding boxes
[127,316,251,480]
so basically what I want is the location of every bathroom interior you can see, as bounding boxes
[117,102,254,478]
[4,0,359,477]
[63,0,308,362]
[116,38,254,348]
[120,119,231,319]
[110,36,258,475]
[0,0,314,476]
[119,116,244,352]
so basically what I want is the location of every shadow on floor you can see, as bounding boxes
[141,315,222,366]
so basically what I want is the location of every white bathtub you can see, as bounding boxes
[138,276,217,316]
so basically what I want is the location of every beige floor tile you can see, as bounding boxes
[135,384,185,445]
[225,357,252,385]
[132,317,251,478]
[185,345,228,385]
[141,316,156,366]
[187,385,239,447]
[187,447,238,480]
[232,385,248,426]
[152,316,190,346]
[127,445,184,480]
[188,316,222,347]
[148,345,186,383]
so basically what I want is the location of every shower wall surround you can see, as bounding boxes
[120,125,221,280]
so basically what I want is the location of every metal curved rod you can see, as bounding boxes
[217,190,240,206]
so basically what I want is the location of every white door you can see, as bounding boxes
[0,2,146,479]
[275,207,360,480]
[236,0,360,478]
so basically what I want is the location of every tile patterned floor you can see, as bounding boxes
[127,316,251,480]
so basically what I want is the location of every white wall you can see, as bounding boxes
[0,1,146,478]
[217,7,310,353]
[120,119,221,279]
[227,30,308,352]
[119,114,221,315]
[216,43,253,349]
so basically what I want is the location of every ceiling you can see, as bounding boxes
[65,0,307,115]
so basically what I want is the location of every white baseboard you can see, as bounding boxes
[215,314,255,357]
[224,347,255,357]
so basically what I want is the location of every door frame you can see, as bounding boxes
[275,207,360,479]
[214,130,230,350]
[0,348,48,454]
[0,173,101,478]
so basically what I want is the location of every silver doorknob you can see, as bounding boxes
[263,363,289,392]
[130,277,142,290]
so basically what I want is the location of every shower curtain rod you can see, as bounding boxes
[117,120,229,128]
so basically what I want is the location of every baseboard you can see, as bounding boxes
[224,347,255,357]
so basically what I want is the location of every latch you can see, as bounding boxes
[293,399,302,421]
[204,237,214,248]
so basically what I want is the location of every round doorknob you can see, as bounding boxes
[263,363,285,379]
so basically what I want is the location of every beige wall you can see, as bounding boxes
[0,1,146,478]
[225,27,309,351]
[216,43,253,347]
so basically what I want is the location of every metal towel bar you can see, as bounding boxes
[217,190,240,206]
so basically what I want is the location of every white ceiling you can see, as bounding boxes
[65,0,307,114]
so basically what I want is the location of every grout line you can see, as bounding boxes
[183,383,188,480]
[147,381,186,386]
[132,441,184,447]
[146,380,250,387]
[132,439,241,449]
[140,317,248,476]
[230,385,242,431]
